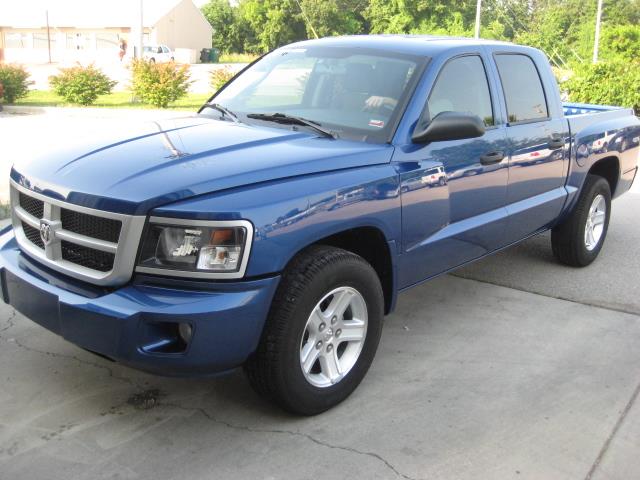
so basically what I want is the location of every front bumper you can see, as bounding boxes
[0,230,280,376]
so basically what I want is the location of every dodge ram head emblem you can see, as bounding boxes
[39,220,53,246]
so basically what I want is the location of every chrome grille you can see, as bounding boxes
[10,181,146,286]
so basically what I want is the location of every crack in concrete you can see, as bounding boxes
[451,274,640,318]
[584,378,640,480]
[0,309,16,332]
[163,401,422,480]
[0,308,143,390]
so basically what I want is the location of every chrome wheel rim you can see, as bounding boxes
[585,194,606,251]
[299,286,368,388]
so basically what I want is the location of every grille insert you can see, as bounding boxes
[61,208,121,243]
[22,221,44,249]
[12,185,145,285]
[19,192,44,219]
[61,241,115,272]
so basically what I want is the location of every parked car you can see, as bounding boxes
[143,45,174,63]
[1,36,639,415]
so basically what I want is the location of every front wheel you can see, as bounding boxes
[244,246,384,415]
[551,174,611,267]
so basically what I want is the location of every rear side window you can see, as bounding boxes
[428,55,494,127]
[495,54,548,123]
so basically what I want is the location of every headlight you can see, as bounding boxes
[136,217,254,279]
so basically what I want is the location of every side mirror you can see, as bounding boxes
[412,111,485,144]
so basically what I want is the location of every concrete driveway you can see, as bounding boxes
[0,111,639,480]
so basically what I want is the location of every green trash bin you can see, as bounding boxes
[209,48,219,63]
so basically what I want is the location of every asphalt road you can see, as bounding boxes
[0,111,639,479]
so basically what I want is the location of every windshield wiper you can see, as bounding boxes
[246,112,335,139]
[203,103,242,123]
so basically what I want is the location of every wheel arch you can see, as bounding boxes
[588,155,620,197]
[284,226,396,315]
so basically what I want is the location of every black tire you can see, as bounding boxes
[149,57,156,63]
[551,174,611,267]
[244,245,384,415]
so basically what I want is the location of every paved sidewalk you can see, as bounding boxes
[1,271,639,480]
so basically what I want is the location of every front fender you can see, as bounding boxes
[151,164,402,277]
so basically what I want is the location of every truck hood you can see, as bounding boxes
[11,116,393,215]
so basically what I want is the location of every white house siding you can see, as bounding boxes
[0,28,135,64]
[0,0,212,65]
[152,0,212,51]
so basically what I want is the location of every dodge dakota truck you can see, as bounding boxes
[1,36,639,415]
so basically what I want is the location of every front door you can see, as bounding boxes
[397,54,510,288]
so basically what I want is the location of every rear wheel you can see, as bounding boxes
[551,174,611,266]
[244,245,384,415]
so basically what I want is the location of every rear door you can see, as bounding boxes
[493,52,568,243]
[397,53,510,287]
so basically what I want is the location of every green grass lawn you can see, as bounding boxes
[13,90,211,110]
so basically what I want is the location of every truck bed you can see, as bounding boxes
[563,102,628,116]
[563,102,636,137]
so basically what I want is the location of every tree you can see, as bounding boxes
[201,0,246,53]
[601,24,640,61]
[238,0,307,53]
[299,0,367,38]
[364,0,478,36]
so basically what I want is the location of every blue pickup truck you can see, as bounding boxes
[1,36,639,414]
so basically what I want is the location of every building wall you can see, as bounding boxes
[1,27,132,64]
[153,0,212,51]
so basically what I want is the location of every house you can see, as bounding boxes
[0,0,213,64]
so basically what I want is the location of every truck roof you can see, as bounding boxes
[286,34,520,57]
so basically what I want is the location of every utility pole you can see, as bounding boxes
[46,10,51,63]
[137,0,144,58]
[474,0,482,39]
[295,0,319,39]
[593,0,603,63]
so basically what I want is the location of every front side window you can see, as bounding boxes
[206,46,426,143]
[428,55,494,127]
[495,54,548,123]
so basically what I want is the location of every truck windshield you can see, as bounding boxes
[202,46,427,143]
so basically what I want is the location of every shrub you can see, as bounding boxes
[601,25,640,62]
[49,64,116,105]
[210,66,235,92]
[130,59,192,108]
[562,61,640,113]
[0,64,32,103]
[218,53,258,64]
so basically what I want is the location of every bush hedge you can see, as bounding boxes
[0,64,32,103]
[130,59,191,108]
[562,60,640,113]
[49,65,116,105]
[210,66,235,92]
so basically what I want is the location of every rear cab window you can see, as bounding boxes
[494,54,549,124]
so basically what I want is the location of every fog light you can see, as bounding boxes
[178,322,193,344]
